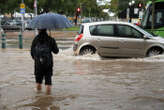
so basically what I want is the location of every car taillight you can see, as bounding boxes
[135,20,141,26]
[75,34,83,42]
[135,22,141,26]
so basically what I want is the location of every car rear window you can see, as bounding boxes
[78,25,84,34]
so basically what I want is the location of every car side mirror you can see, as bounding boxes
[143,35,150,39]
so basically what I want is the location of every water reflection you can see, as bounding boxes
[16,95,59,110]
[15,93,78,110]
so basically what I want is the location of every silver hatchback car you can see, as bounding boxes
[73,21,164,58]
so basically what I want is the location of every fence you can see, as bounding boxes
[0,30,31,49]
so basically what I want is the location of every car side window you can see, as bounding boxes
[78,25,84,34]
[117,25,143,38]
[131,27,143,38]
[90,24,114,37]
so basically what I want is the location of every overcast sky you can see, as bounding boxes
[97,0,111,5]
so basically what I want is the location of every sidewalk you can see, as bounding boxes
[5,30,77,39]
[0,31,76,49]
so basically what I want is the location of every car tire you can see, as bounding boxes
[80,47,96,55]
[147,47,163,57]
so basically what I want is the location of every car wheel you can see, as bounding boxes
[80,47,96,55]
[147,47,163,57]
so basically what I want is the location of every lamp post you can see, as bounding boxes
[128,0,135,23]
[21,0,25,32]
[19,0,25,49]
[34,0,37,16]
[34,0,38,35]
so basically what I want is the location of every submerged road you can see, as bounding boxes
[0,48,164,110]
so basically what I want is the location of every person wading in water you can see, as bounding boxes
[31,29,59,94]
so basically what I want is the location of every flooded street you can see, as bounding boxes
[1,31,164,110]
[0,47,164,110]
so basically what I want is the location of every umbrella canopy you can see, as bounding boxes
[28,13,72,29]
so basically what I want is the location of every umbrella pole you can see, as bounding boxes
[49,30,52,36]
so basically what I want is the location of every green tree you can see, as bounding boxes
[110,0,129,14]
[110,0,149,15]
[110,0,119,13]
[0,0,106,18]
[78,0,107,17]
[0,0,34,14]
[0,0,19,14]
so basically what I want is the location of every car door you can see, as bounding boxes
[90,24,119,56]
[116,24,146,57]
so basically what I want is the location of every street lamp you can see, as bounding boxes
[129,0,135,6]
[131,0,135,5]
[34,0,37,16]
[128,0,135,22]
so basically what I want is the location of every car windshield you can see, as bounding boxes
[134,25,157,37]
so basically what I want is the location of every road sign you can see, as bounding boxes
[20,3,25,14]
[20,3,25,9]
[20,8,25,14]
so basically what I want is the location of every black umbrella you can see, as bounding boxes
[28,13,72,30]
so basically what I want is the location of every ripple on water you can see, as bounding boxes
[123,96,164,110]
[14,94,78,110]
[58,49,164,62]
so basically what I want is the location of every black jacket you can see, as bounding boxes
[31,31,59,67]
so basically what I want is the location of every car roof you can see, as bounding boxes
[81,20,154,37]
[82,21,133,26]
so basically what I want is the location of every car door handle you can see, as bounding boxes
[120,40,126,43]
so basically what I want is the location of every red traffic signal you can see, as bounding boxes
[138,3,142,8]
[77,8,80,12]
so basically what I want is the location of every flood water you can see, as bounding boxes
[1,39,164,110]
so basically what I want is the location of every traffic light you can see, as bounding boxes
[75,7,81,26]
[77,8,80,13]
[76,8,81,16]
[138,3,142,8]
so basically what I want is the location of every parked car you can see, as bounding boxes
[25,19,33,30]
[81,18,92,23]
[1,20,21,31]
[73,21,164,58]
